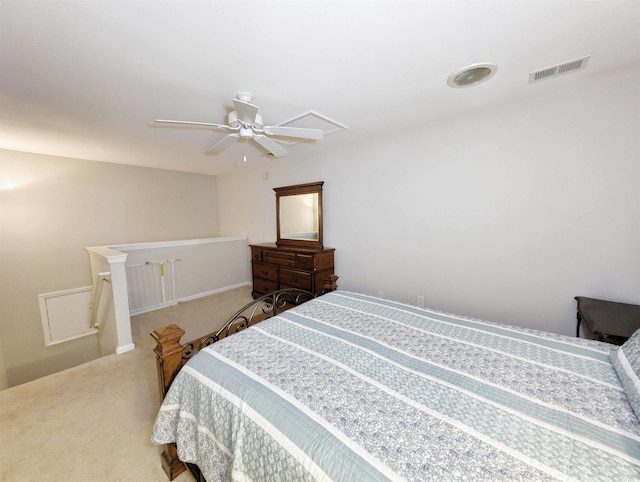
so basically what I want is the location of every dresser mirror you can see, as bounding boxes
[274,181,323,249]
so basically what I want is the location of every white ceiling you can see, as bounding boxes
[1,1,639,176]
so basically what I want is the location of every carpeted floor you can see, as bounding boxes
[0,286,253,482]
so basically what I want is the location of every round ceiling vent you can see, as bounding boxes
[447,63,498,88]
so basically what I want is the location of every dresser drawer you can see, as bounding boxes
[251,246,263,262]
[252,264,278,281]
[279,268,312,290]
[295,254,314,271]
[253,278,278,295]
[263,250,296,268]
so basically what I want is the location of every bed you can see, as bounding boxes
[151,289,640,481]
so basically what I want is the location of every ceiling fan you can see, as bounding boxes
[155,92,324,158]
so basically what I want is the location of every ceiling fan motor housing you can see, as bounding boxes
[227,110,263,130]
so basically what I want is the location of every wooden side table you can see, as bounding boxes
[575,296,640,345]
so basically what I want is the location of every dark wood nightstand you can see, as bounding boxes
[575,296,640,345]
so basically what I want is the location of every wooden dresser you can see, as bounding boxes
[250,243,336,298]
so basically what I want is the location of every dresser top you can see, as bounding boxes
[250,242,335,254]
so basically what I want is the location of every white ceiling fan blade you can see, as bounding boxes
[155,119,230,130]
[262,125,324,140]
[253,135,288,157]
[233,99,258,124]
[208,133,240,153]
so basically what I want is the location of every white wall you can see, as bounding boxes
[0,151,220,386]
[218,68,640,336]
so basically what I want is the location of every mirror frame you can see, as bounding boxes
[274,181,323,250]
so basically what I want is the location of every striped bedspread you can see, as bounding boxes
[151,291,640,481]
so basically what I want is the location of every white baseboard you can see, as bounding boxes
[115,343,136,354]
[178,282,251,303]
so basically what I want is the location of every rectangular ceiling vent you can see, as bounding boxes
[529,55,590,84]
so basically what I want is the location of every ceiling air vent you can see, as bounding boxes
[529,56,590,84]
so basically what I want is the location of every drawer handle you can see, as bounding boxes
[290,277,298,282]
[300,261,307,267]
[262,271,269,276]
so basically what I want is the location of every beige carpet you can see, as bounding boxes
[0,286,253,482]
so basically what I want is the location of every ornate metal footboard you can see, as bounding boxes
[151,288,315,480]
[183,288,315,359]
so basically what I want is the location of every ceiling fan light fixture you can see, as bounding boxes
[447,62,498,88]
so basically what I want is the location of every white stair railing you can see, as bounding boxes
[90,272,111,331]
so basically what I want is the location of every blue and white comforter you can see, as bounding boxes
[151,291,640,481]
